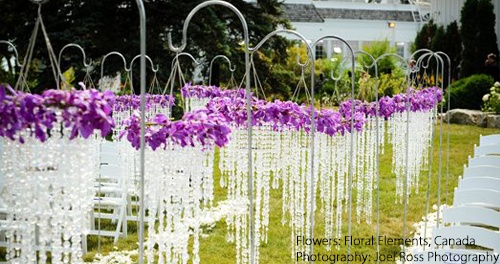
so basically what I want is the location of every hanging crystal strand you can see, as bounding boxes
[335,135,345,242]
[253,126,262,264]
[262,124,272,243]
[2,125,97,264]
[356,127,364,222]
[281,130,291,226]
[290,130,301,259]
[364,118,375,223]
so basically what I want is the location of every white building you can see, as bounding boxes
[276,0,432,59]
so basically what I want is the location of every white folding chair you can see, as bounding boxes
[469,155,500,167]
[458,177,500,192]
[85,142,129,247]
[453,189,500,210]
[463,165,500,179]
[433,226,500,252]
[475,144,500,157]
[442,206,500,229]
[480,134,500,146]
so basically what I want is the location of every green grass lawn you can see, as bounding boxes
[2,124,499,263]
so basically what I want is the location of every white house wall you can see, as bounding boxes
[289,19,418,58]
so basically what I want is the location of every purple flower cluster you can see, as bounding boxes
[119,85,442,150]
[181,83,250,99]
[339,86,443,120]
[114,94,175,112]
[205,97,366,136]
[0,84,116,143]
[120,109,231,150]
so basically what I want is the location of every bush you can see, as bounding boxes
[481,81,500,113]
[448,74,494,110]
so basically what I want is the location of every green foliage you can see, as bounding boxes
[460,0,499,78]
[481,81,500,113]
[448,74,494,110]
[358,73,406,99]
[413,20,462,85]
[0,0,290,94]
[61,67,75,90]
[360,40,398,76]
[413,19,437,52]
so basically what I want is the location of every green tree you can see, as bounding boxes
[413,19,437,52]
[442,21,462,83]
[0,0,290,95]
[460,0,499,78]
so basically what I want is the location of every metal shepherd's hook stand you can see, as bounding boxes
[166,1,254,262]
[312,36,355,264]
[434,51,452,208]
[355,50,380,264]
[375,52,412,258]
[250,28,314,262]
[412,50,445,252]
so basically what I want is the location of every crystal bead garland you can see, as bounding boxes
[1,127,97,264]
[252,124,271,263]
[184,97,211,112]
[354,117,379,223]
[220,126,250,264]
[144,144,215,264]
[389,110,433,202]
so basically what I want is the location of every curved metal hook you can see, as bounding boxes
[208,54,235,86]
[166,5,254,260]
[329,56,350,81]
[411,51,444,87]
[0,40,23,67]
[250,29,312,68]
[417,52,444,70]
[170,52,201,70]
[130,54,159,73]
[167,0,248,53]
[374,53,410,71]
[354,50,377,69]
[312,36,356,91]
[58,43,92,71]
[100,51,129,80]
[312,35,356,261]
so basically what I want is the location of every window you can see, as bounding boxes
[315,41,326,59]
[397,42,405,57]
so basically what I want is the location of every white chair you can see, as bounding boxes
[442,206,500,229]
[433,226,500,252]
[474,144,500,157]
[453,189,500,210]
[468,155,500,167]
[85,142,129,247]
[480,134,500,146]
[458,177,500,192]
[463,165,500,179]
